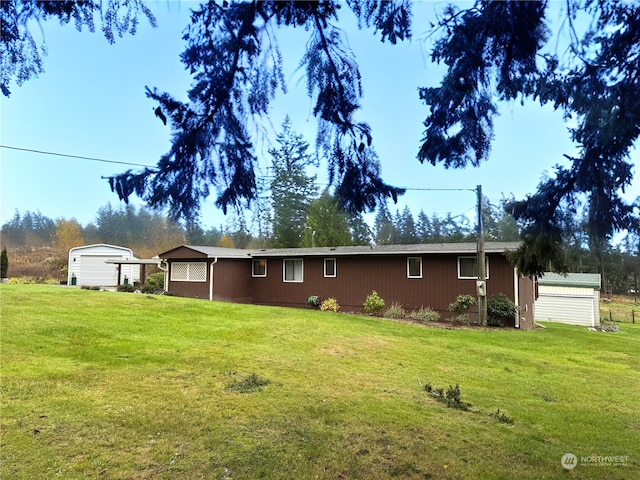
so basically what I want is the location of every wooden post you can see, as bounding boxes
[609,310,612,322]
[476,185,487,326]
[633,310,635,324]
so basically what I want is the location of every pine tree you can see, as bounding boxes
[270,116,318,248]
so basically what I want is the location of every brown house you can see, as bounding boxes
[159,242,536,329]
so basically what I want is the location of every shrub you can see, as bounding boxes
[320,297,340,312]
[141,272,165,293]
[384,302,406,319]
[409,306,440,322]
[487,294,517,327]
[363,290,385,315]
[424,383,472,411]
[117,283,136,293]
[448,294,476,315]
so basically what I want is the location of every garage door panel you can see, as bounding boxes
[80,256,118,286]
[535,286,596,326]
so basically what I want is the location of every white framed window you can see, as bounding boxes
[458,256,490,279]
[252,259,267,277]
[283,258,303,282]
[324,258,336,277]
[170,262,207,282]
[407,257,422,278]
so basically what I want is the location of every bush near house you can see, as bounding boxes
[142,272,165,293]
[363,290,385,315]
[448,294,476,324]
[487,294,518,327]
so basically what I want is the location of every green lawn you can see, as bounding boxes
[1,285,639,479]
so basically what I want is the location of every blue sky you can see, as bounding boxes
[1,0,638,233]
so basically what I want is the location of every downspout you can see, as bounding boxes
[210,258,218,301]
[158,259,168,292]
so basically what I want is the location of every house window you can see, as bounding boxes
[324,258,336,277]
[252,259,267,277]
[170,262,207,282]
[407,257,422,278]
[458,256,490,279]
[283,258,303,282]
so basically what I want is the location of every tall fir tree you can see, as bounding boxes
[270,116,318,248]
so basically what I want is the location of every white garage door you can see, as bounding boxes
[80,255,118,286]
[535,286,597,326]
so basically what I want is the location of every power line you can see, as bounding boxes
[1,144,479,194]
[0,144,157,169]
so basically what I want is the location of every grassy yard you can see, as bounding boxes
[1,285,639,479]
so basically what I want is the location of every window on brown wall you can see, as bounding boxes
[407,257,422,278]
[252,259,267,277]
[170,262,207,282]
[457,256,490,279]
[324,258,336,277]
[283,258,303,282]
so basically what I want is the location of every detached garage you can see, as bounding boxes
[68,244,140,287]
[535,273,601,327]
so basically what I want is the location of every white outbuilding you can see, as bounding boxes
[535,272,601,327]
[68,244,140,287]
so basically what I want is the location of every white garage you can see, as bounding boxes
[535,272,601,327]
[68,244,140,287]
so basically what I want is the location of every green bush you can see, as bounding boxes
[487,294,517,327]
[142,272,165,293]
[363,290,385,315]
[409,306,440,323]
[448,294,476,315]
[320,297,340,312]
[384,302,406,319]
[117,283,136,293]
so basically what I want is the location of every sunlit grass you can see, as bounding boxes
[2,285,639,479]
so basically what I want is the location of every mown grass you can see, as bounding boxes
[1,285,639,479]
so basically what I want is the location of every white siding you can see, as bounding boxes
[68,244,139,286]
[535,286,600,327]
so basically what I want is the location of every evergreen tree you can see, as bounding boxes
[374,203,395,245]
[397,206,418,244]
[1,247,8,278]
[270,116,318,248]
[347,212,372,246]
[302,191,352,248]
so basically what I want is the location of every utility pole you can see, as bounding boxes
[476,185,487,326]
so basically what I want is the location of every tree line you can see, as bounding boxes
[1,117,638,295]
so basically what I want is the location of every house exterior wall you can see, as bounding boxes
[516,274,536,330]
[249,253,516,318]
[212,259,252,303]
[164,258,252,302]
[68,244,138,286]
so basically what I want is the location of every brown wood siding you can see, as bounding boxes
[250,253,516,316]
[166,259,210,300]
[212,259,252,303]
